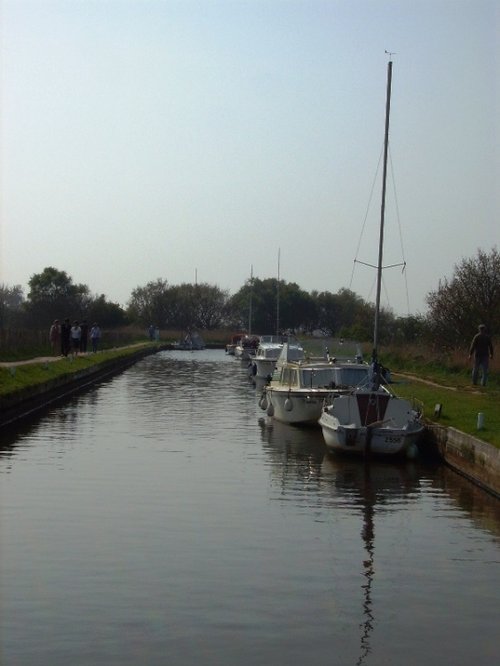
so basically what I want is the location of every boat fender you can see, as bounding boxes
[284,398,293,412]
[267,403,275,417]
[259,395,268,411]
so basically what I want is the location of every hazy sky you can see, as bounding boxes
[1,0,498,315]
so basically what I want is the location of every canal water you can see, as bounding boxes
[1,350,499,666]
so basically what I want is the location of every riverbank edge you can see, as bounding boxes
[0,345,165,428]
[425,425,500,499]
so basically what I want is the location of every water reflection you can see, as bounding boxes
[256,412,428,665]
[324,457,420,666]
[258,416,325,493]
[1,350,499,666]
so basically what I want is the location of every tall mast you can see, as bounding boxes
[372,59,393,362]
[276,248,280,337]
[248,265,253,335]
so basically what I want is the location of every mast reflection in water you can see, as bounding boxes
[1,350,499,666]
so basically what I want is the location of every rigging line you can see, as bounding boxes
[389,147,411,314]
[355,259,406,270]
[349,147,384,290]
[388,147,406,263]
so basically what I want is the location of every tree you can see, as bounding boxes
[313,288,379,339]
[190,283,229,330]
[127,280,230,330]
[127,279,170,328]
[26,267,91,328]
[87,295,127,328]
[230,278,317,334]
[426,248,500,348]
[0,284,24,328]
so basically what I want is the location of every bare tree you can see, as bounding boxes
[426,247,500,347]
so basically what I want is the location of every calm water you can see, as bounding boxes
[1,350,499,666]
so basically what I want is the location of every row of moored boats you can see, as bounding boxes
[227,334,424,459]
[226,61,425,459]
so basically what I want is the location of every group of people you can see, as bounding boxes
[49,319,101,357]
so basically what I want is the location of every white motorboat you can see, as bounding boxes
[318,375,424,457]
[319,59,424,458]
[234,335,259,360]
[173,331,205,350]
[250,335,303,381]
[259,343,369,426]
[226,333,244,355]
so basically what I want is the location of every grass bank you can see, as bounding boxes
[0,344,158,398]
[379,344,499,449]
[390,375,500,448]
[302,337,499,449]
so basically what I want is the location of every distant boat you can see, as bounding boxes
[173,331,205,350]
[319,59,424,457]
[234,334,259,361]
[250,334,302,381]
[226,333,244,355]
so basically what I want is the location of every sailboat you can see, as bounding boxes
[319,59,424,457]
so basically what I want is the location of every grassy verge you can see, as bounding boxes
[302,337,500,449]
[390,375,500,448]
[0,344,157,398]
[380,345,499,449]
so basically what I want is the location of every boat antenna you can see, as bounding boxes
[372,58,393,364]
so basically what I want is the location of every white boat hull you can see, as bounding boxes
[318,391,424,457]
[265,388,334,425]
[319,413,423,456]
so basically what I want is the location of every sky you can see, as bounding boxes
[0,0,498,315]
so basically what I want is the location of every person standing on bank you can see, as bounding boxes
[469,324,494,386]
[80,320,89,353]
[60,318,71,357]
[70,320,81,356]
[49,319,60,355]
[90,322,101,353]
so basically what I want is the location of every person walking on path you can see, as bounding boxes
[79,320,89,353]
[70,321,82,356]
[469,324,494,386]
[60,318,71,357]
[90,322,101,353]
[49,319,60,355]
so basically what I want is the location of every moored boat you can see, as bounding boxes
[234,335,259,360]
[318,375,424,457]
[260,343,369,426]
[173,331,205,350]
[251,335,303,381]
[319,58,424,458]
[226,333,244,355]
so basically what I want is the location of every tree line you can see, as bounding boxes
[1,248,498,349]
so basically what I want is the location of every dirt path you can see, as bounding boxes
[394,372,459,391]
[0,343,152,368]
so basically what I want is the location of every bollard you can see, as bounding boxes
[477,412,485,430]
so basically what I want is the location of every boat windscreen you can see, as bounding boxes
[335,366,369,388]
[301,368,336,387]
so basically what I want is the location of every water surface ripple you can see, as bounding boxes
[1,350,499,666]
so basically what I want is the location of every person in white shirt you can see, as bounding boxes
[70,321,81,356]
[90,323,101,353]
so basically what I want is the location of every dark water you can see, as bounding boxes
[1,350,499,666]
